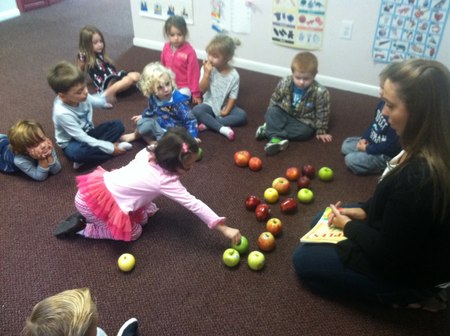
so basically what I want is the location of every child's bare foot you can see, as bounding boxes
[120,132,138,142]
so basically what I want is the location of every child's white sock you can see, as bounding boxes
[219,126,235,141]
[118,142,133,150]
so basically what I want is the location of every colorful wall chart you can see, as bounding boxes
[272,0,327,50]
[372,0,449,63]
[140,0,194,24]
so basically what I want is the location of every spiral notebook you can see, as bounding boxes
[300,207,347,244]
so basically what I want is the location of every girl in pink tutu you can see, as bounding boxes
[54,127,241,243]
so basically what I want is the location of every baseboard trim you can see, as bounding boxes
[0,8,20,23]
[133,37,379,97]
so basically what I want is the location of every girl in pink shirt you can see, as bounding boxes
[54,127,241,244]
[161,16,201,104]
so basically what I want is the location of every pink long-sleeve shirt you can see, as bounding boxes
[103,148,224,228]
[161,42,201,99]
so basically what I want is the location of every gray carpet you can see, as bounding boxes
[1,1,449,335]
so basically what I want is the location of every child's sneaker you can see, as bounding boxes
[255,123,267,140]
[73,162,84,170]
[54,213,86,238]
[117,318,138,336]
[264,138,289,156]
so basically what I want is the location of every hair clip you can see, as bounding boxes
[182,142,189,153]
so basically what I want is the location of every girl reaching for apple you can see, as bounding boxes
[54,127,241,244]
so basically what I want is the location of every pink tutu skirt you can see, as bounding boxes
[76,167,148,242]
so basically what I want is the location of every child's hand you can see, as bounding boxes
[131,115,142,124]
[192,96,202,105]
[203,60,213,73]
[195,137,202,143]
[215,224,242,245]
[356,138,368,151]
[316,133,333,143]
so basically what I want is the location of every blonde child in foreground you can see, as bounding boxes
[23,288,138,336]
[161,15,201,104]
[130,62,199,144]
[256,52,332,155]
[192,34,247,141]
[54,127,242,244]
[77,25,140,103]
[0,120,61,181]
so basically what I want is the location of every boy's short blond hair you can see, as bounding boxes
[291,52,318,76]
[23,288,98,336]
[47,61,86,94]
[8,120,47,155]
[138,62,176,97]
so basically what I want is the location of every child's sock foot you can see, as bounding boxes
[118,142,133,151]
[198,123,208,132]
[219,126,234,141]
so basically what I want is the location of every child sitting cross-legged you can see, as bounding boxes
[129,62,199,144]
[256,51,332,155]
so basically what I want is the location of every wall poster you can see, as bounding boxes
[140,0,194,24]
[272,0,327,50]
[372,0,449,63]
[210,0,253,34]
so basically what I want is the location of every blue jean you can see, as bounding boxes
[192,103,247,132]
[341,137,390,175]
[265,105,314,140]
[136,117,166,142]
[292,209,439,306]
[63,120,124,164]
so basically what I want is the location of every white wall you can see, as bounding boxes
[130,0,450,97]
[0,0,19,22]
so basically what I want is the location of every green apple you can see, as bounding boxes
[222,248,240,267]
[318,166,334,181]
[297,188,314,204]
[247,251,265,271]
[196,147,203,161]
[264,187,279,204]
[118,253,136,272]
[231,235,249,255]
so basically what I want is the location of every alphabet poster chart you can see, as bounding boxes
[272,0,327,50]
[140,0,194,24]
[210,0,253,34]
[372,0,449,63]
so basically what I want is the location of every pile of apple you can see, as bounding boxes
[223,162,334,271]
[234,150,263,172]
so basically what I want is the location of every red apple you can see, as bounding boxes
[297,175,311,189]
[257,231,276,252]
[255,203,270,222]
[280,197,298,214]
[285,167,300,181]
[245,195,261,211]
[272,177,290,194]
[266,218,283,236]
[234,150,251,167]
[248,157,262,171]
[302,164,316,179]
